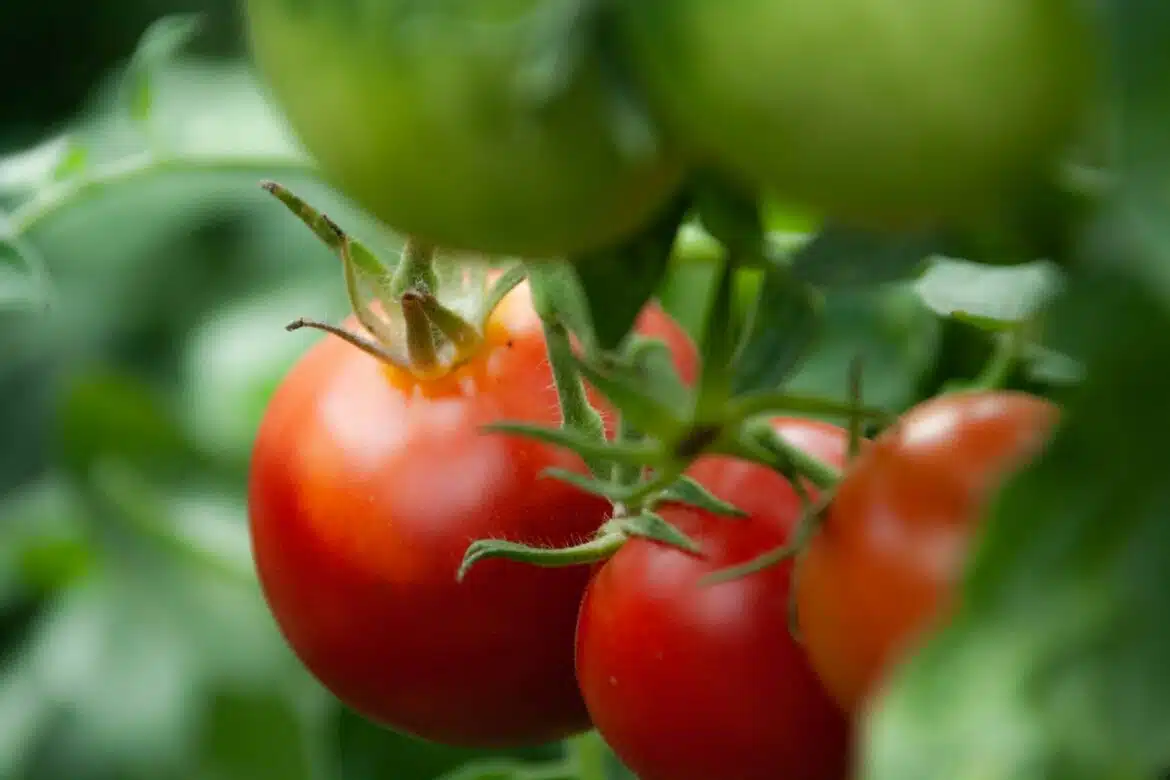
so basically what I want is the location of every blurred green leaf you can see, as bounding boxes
[180,282,327,466]
[56,371,204,477]
[0,136,82,199]
[1101,0,1170,290]
[571,193,690,351]
[0,232,49,312]
[0,460,313,780]
[336,708,564,780]
[731,264,821,395]
[789,223,938,288]
[196,689,318,780]
[122,15,204,127]
[0,480,89,606]
[783,285,941,415]
[913,257,1062,327]
[1020,341,1085,387]
[862,268,1170,780]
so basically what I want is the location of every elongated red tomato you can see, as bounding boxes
[795,390,1059,713]
[249,283,696,748]
[576,418,854,780]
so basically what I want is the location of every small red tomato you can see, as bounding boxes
[575,418,854,780]
[795,390,1059,713]
[248,283,696,748]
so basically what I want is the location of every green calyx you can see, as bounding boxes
[260,180,526,378]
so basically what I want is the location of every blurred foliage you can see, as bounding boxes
[0,2,1087,780]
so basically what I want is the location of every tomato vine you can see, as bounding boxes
[4,3,1170,780]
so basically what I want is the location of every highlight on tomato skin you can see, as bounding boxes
[574,418,855,780]
[794,390,1060,714]
[247,281,697,749]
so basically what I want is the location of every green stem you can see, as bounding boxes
[610,414,643,487]
[388,238,439,297]
[544,318,609,476]
[457,531,625,582]
[9,150,309,237]
[526,269,610,475]
[401,293,440,376]
[846,355,866,460]
[738,421,843,490]
[724,389,892,427]
[946,327,1024,394]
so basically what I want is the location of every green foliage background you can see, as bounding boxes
[3,1,1165,779]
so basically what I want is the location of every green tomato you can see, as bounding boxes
[616,0,1096,228]
[244,0,685,257]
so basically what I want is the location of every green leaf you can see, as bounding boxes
[731,262,822,395]
[780,285,941,416]
[862,268,1170,780]
[620,511,702,555]
[789,223,940,288]
[571,192,691,350]
[656,475,746,518]
[122,14,203,127]
[914,257,1063,326]
[482,422,665,469]
[1020,342,1085,387]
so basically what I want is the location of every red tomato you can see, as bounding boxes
[575,418,854,780]
[248,283,696,748]
[795,390,1059,713]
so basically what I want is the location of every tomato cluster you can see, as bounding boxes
[243,0,1075,776]
[249,268,1058,776]
[243,0,1095,257]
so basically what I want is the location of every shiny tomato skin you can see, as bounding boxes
[795,391,1059,713]
[248,285,696,748]
[576,418,854,780]
[243,0,685,258]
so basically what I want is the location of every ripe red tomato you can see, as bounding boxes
[575,418,854,780]
[794,390,1059,713]
[248,283,696,748]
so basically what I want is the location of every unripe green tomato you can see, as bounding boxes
[616,0,1096,228]
[244,0,685,257]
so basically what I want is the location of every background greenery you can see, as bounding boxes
[0,2,1101,779]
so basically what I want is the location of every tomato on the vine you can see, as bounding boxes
[615,0,1094,227]
[794,390,1059,713]
[575,418,853,780]
[248,283,696,748]
[243,0,685,257]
